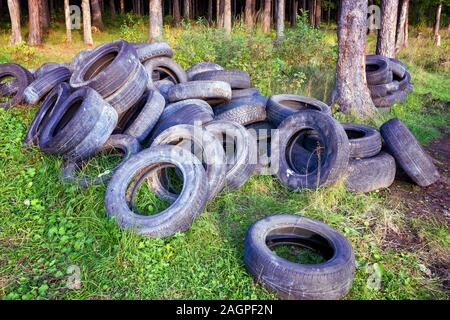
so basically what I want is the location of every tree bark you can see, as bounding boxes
[290,0,297,27]
[173,0,180,26]
[208,0,213,25]
[64,0,72,43]
[120,0,125,13]
[223,0,231,35]
[433,2,442,47]
[329,0,376,117]
[41,0,50,34]
[262,0,271,33]
[314,0,321,28]
[395,0,408,53]
[276,0,285,42]
[376,0,399,58]
[183,0,190,20]
[109,0,116,19]
[91,0,105,31]
[309,0,315,26]
[218,0,224,28]
[82,0,94,46]
[7,0,22,44]
[245,0,255,28]
[28,0,42,45]
[149,0,163,40]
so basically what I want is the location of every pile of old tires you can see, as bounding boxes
[0,40,440,300]
[366,55,414,110]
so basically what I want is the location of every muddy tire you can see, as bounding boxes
[244,214,355,300]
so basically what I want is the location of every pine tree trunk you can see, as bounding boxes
[314,0,321,28]
[245,0,254,28]
[41,0,50,34]
[184,0,190,20]
[223,0,231,35]
[7,0,22,44]
[149,0,163,40]
[28,0,42,45]
[218,0,224,28]
[290,0,297,27]
[120,0,125,14]
[173,0,180,26]
[262,0,271,33]
[433,2,442,47]
[64,0,72,43]
[376,0,399,58]
[91,0,105,31]
[329,0,376,117]
[208,0,213,25]
[395,0,408,52]
[276,0,284,42]
[309,0,315,26]
[109,0,116,19]
[82,0,94,46]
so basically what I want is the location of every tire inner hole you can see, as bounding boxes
[84,51,118,81]
[286,129,326,175]
[53,98,83,136]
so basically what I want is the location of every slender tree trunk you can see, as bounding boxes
[262,0,271,33]
[28,0,42,45]
[395,0,408,52]
[120,0,125,13]
[208,0,213,25]
[64,0,72,43]
[7,0,22,44]
[173,0,180,26]
[290,0,297,27]
[309,0,315,26]
[314,0,321,28]
[329,0,376,117]
[41,0,50,34]
[276,0,285,42]
[82,0,94,46]
[91,0,105,31]
[433,2,442,47]
[218,0,224,28]
[245,0,254,28]
[404,0,408,48]
[223,0,231,35]
[184,0,190,20]
[109,0,116,19]
[149,0,163,40]
[376,0,399,58]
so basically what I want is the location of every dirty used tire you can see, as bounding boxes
[366,56,393,85]
[342,124,382,159]
[192,69,251,89]
[39,87,108,155]
[24,67,71,105]
[0,63,34,109]
[60,134,141,187]
[186,61,224,81]
[267,94,332,127]
[380,118,440,187]
[244,214,355,300]
[154,79,175,102]
[132,41,173,62]
[144,56,188,84]
[345,152,396,193]
[150,124,227,201]
[372,89,407,108]
[232,88,261,99]
[389,58,407,79]
[368,81,400,98]
[116,90,165,143]
[273,110,350,189]
[105,144,209,238]
[70,40,140,97]
[34,62,69,79]
[167,80,232,105]
[214,95,267,125]
[204,120,257,190]
[23,83,72,147]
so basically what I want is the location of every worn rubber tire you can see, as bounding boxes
[0,63,34,109]
[366,56,393,85]
[24,67,71,105]
[105,63,150,115]
[369,81,400,98]
[69,48,93,73]
[389,58,407,79]
[380,118,440,187]
[105,144,209,238]
[186,62,224,81]
[132,41,173,62]
[272,110,350,189]
[247,122,274,176]
[345,152,396,193]
[60,134,141,187]
[39,87,108,155]
[372,90,407,108]
[232,88,261,99]
[192,69,251,89]
[23,83,72,147]
[204,120,257,190]
[244,214,355,300]
[267,94,332,127]
[150,124,227,201]
[167,80,232,105]
[70,40,140,97]
[154,79,175,102]
[144,56,187,84]
[116,90,165,143]
[246,121,275,141]
[342,124,382,159]
[396,71,411,91]
[214,95,267,125]
[34,62,69,79]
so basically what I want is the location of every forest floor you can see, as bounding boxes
[0,17,449,300]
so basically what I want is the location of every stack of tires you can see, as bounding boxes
[366,55,414,111]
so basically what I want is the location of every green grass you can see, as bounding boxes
[0,17,449,300]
